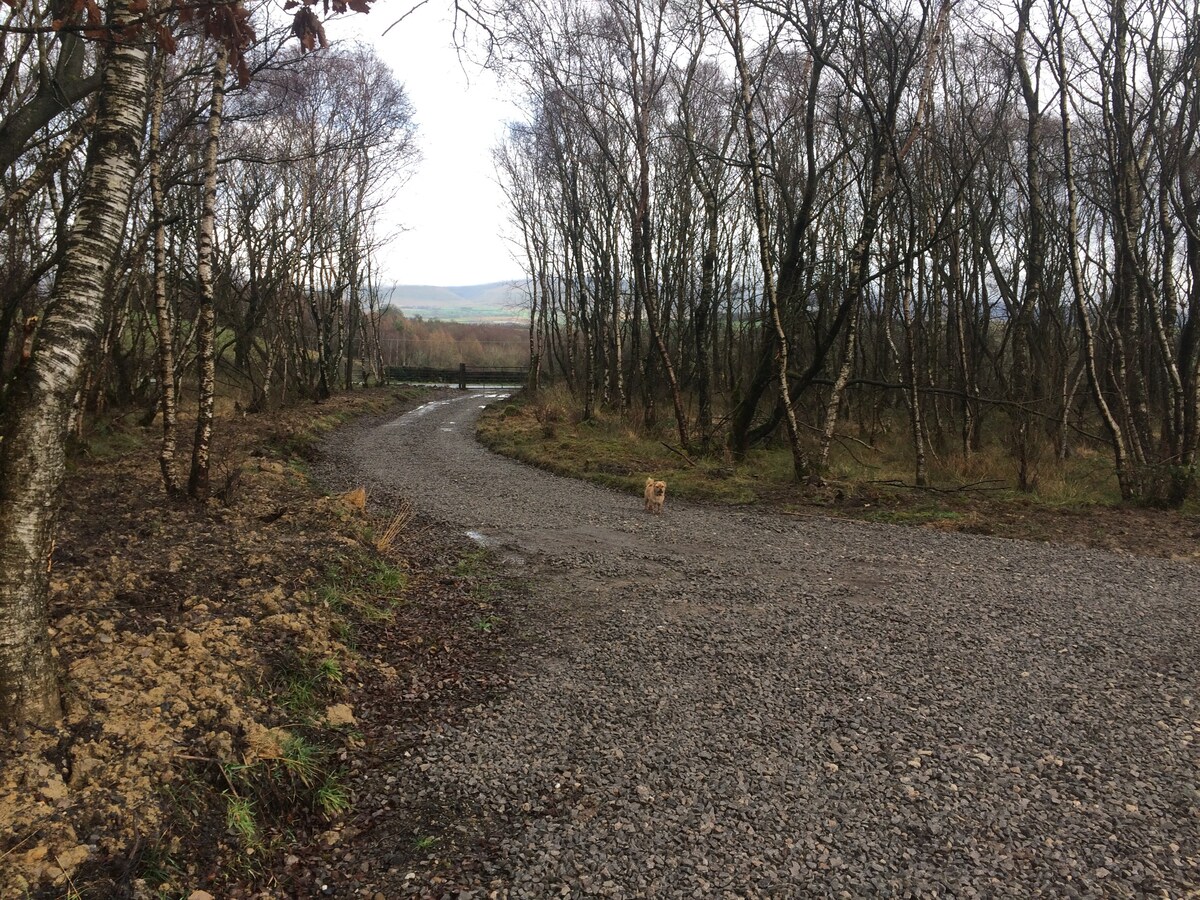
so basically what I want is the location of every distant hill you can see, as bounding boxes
[381,282,529,323]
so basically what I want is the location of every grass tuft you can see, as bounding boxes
[224,794,260,849]
[316,776,351,818]
[278,735,322,787]
[375,502,414,552]
[318,553,408,620]
[273,650,344,720]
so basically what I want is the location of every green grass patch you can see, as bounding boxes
[68,416,148,463]
[476,390,806,507]
[269,387,426,461]
[318,552,408,621]
[271,649,344,720]
[477,390,756,505]
[154,730,352,884]
[224,794,260,849]
[443,543,510,638]
[454,549,490,578]
[316,777,351,817]
[473,614,500,633]
[135,840,190,898]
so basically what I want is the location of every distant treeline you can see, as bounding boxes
[379,313,530,370]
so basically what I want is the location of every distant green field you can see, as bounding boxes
[383,282,528,323]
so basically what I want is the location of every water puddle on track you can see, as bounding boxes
[465,529,526,567]
[384,391,511,427]
[382,396,457,426]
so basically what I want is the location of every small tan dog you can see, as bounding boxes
[644,477,667,514]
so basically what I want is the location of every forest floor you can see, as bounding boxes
[4,388,1195,900]
[0,387,518,899]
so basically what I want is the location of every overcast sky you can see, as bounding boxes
[336,6,526,287]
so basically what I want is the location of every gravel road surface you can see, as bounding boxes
[325,389,1200,898]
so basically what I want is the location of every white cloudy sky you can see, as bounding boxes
[336,5,526,287]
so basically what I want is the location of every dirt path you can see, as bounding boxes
[324,389,1200,898]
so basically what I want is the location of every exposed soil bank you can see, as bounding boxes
[0,388,514,899]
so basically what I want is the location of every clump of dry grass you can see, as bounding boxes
[374,501,413,552]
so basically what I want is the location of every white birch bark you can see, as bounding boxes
[0,0,150,726]
[149,55,181,495]
[188,46,229,500]
[1052,0,1134,500]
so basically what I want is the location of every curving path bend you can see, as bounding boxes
[325,389,1200,898]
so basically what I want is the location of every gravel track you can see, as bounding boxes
[324,389,1200,898]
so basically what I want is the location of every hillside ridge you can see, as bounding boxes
[382,281,529,323]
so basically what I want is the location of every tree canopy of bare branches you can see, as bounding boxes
[494,0,1200,506]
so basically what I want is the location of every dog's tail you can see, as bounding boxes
[646,476,654,487]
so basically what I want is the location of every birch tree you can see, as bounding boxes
[0,0,380,727]
[0,0,153,726]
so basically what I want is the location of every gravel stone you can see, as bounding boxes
[320,389,1200,897]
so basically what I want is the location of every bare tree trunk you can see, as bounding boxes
[0,105,96,231]
[626,0,688,448]
[1052,0,1134,500]
[1013,0,1043,491]
[819,300,859,469]
[720,0,807,478]
[0,0,150,726]
[1108,0,1152,469]
[694,189,720,449]
[610,221,625,406]
[901,264,928,487]
[519,221,541,392]
[1152,181,1186,465]
[357,315,372,386]
[0,30,99,176]
[149,55,180,495]
[345,280,360,390]
[188,46,228,500]
[1178,182,1200,471]
[257,336,278,410]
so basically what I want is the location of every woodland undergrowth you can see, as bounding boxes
[477,385,1200,560]
[0,387,436,898]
